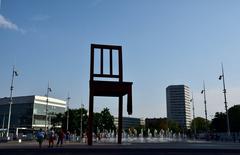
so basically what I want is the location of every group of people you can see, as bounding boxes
[36,128,65,148]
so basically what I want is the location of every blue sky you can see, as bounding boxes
[1,0,240,119]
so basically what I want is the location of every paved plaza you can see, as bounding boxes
[0,140,239,155]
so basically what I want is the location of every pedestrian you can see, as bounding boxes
[36,128,45,148]
[66,130,70,142]
[48,128,55,148]
[57,129,64,147]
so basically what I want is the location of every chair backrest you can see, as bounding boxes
[90,44,123,82]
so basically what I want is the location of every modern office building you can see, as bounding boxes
[166,85,191,129]
[0,95,66,131]
[114,117,141,130]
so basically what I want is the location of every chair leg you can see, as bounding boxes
[127,87,132,115]
[88,92,94,145]
[118,96,123,144]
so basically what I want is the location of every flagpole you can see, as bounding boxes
[80,103,84,142]
[66,93,70,131]
[201,81,208,134]
[45,82,51,131]
[7,65,17,139]
[219,63,231,136]
[191,93,196,137]
[203,81,208,132]
[2,113,5,130]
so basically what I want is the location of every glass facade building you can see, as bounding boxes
[0,95,66,130]
[166,85,191,129]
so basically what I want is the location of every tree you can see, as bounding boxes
[211,105,240,133]
[100,108,115,132]
[52,107,115,135]
[93,112,102,133]
[168,119,181,133]
[211,112,227,132]
[51,107,88,135]
[228,105,240,132]
[51,113,64,128]
[93,108,115,134]
[191,117,210,133]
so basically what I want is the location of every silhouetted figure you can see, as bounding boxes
[88,44,133,145]
[57,129,64,147]
[47,128,55,148]
[36,128,45,148]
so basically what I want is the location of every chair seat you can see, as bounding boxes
[90,80,132,97]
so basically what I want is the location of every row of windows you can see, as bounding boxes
[33,103,65,115]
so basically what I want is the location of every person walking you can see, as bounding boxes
[56,129,64,147]
[48,128,55,148]
[36,128,45,148]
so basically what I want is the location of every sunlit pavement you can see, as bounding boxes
[0,140,240,155]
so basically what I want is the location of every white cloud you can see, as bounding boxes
[0,14,25,33]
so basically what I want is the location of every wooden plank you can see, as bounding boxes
[91,44,121,50]
[110,49,113,75]
[118,47,123,82]
[90,44,95,81]
[118,96,123,144]
[100,48,103,74]
[93,74,119,78]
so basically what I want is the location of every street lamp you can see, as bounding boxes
[201,81,208,133]
[80,103,84,142]
[219,63,231,136]
[66,94,70,131]
[45,83,52,131]
[190,93,196,137]
[2,113,5,130]
[7,65,18,138]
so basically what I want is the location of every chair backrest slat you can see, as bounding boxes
[100,48,104,75]
[90,44,123,81]
[110,49,113,76]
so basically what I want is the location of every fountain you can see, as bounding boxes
[91,127,190,144]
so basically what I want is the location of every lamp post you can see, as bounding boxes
[7,66,18,138]
[80,103,84,142]
[190,93,196,137]
[219,63,231,136]
[201,81,208,134]
[45,83,52,131]
[66,94,70,131]
[2,113,5,130]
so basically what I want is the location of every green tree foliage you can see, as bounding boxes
[191,117,210,133]
[100,108,115,132]
[51,108,88,135]
[211,112,227,132]
[52,107,115,135]
[211,105,240,132]
[93,112,102,133]
[93,108,115,133]
[51,113,64,127]
[167,120,181,133]
[228,105,240,132]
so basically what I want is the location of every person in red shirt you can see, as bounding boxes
[56,129,64,147]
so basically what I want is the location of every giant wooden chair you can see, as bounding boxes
[88,44,133,145]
